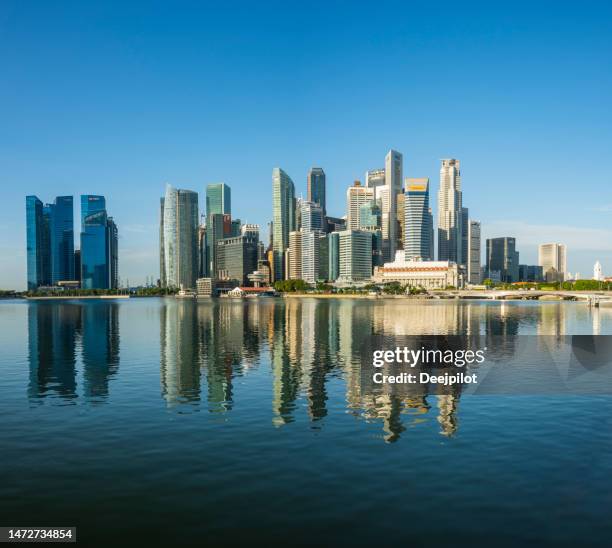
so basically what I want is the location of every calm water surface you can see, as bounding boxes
[0,298,611,546]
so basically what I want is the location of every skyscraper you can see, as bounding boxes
[159,197,166,286]
[162,184,199,289]
[26,195,51,290]
[328,232,340,282]
[307,168,326,214]
[437,159,463,264]
[486,237,519,283]
[216,234,258,286]
[288,231,302,280]
[346,181,374,231]
[50,196,75,284]
[300,201,324,232]
[467,220,481,284]
[81,195,110,289]
[404,178,433,260]
[385,150,403,260]
[206,183,231,217]
[338,230,373,283]
[538,243,567,282]
[272,168,296,281]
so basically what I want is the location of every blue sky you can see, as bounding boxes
[1,1,611,289]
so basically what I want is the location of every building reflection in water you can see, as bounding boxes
[28,298,588,440]
[27,301,120,403]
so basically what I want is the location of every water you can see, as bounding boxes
[1,298,611,546]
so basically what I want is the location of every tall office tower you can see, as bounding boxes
[162,184,199,289]
[80,195,107,289]
[49,196,75,284]
[26,195,52,289]
[437,159,463,263]
[300,201,324,232]
[384,149,403,260]
[198,224,207,278]
[404,178,433,260]
[301,231,324,284]
[106,217,119,289]
[216,235,259,286]
[358,200,383,268]
[346,181,374,230]
[80,195,119,289]
[365,168,385,189]
[328,232,340,282]
[272,168,296,281]
[288,231,302,280]
[338,230,373,283]
[206,183,231,217]
[486,237,519,283]
[461,207,469,268]
[307,168,326,214]
[159,197,166,286]
[73,250,81,283]
[538,243,567,282]
[205,213,228,279]
[467,220,481,284]
[428,207,434,260]
[396,193,405,250]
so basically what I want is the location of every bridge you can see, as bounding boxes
[429,290,612,307]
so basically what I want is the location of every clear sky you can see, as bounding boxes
[1,1,611,289]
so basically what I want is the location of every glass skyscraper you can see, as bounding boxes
[80,195,119,289]
[50,196,75,284]
[404,178,433,260]
[162,184,199,289]
[307,168,326,214]
[206,183,231,218]
[272,168,295,281]
[26,196,51,289]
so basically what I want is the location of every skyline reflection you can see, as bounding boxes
[24,298,608,441]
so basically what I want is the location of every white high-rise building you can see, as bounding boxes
[594,260,604,281]
[288,231,302,280]
[338,230,373,283]
[538,243,567,282]
[385,150,403,261]
[467,220,481,284]
[346,181,374,231]
[437,159,463,264]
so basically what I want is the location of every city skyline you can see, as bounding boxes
[2,2,612,289]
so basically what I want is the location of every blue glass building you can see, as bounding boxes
[26,196,52,289]
[206,183,231,218]
[50,196,75,284]
[80,195,119,289]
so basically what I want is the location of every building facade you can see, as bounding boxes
[206,183,231,217]
[338,230,373,283]
[538,243,567,282]
[346,181,374,231]
[467,220,481,284]
[486,237,519,283]
[216,235,259,286]
[162,184,199,289]
[307,168,326,214]
[404,178,433,260]
[373,251,461,289]
[272,168,296,281]
[437,159,463,264]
